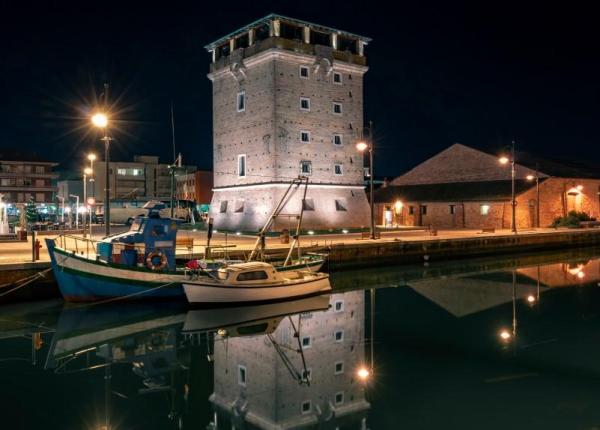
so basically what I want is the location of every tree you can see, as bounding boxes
[25,197,38,227]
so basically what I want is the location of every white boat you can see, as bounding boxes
[183,261,331,306]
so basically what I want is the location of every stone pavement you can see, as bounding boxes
[0,224,576,266]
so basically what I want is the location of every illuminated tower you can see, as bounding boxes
[205,14,371,231]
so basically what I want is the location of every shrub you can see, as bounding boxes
[550,211,595,228]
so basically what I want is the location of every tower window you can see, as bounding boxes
[300,131,310,143]
[334,300,344,312]
[333,134,343,146]
[238,365,247,386]
[335,199,347,211]
[334,330,344,342]
[300,97,311,111]
[333,102,343,115]
[219,201,228,213]
[237,91,245,112]
[334,164,343,175]
[333,72,342,84]
[302,198,315,211]
[449,204,456,214]
[301,400,311,414]
[420,205,427,215]
[301,336,312,348]
[238,154,246,177]
[299,66,309,79]
[335,392,344,405]
[234,199,244,213]
[300,160,312,175]
[334,361,344,374]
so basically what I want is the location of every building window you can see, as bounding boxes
[334,361,344,374]
[333,102,343,115]
[480,204,490,215]
[117,168,127,176]
[335,199,347,211]
[299,65,309,78]
[35,166,45,174]
[238,154,246,177]
[302,198,315,211]
[301,131,310,143]
[363,167,370,177]
[334,300,344,312]
[234,199,244,213]
[301,400,311,414]
[449,204,456,214]
[420,205,427,215]
[335,392,344,405]
[334,330,344,343]
[238,365,247,386]
[334,164,343,175]
[300,160,312,175]
[300,97,311,111]
[301,336,312,349]
[35,193,45,203]
[219,200,228,213]
[333,134,343,146]
[333,72,342,84]
[409,206,414,215]
[237,91,245,112]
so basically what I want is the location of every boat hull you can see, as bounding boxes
[46,239,185,302]
[183,275,331,306]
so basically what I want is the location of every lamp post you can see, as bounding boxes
[499,140,517,233]
[356,121,375,239]
[91,112,111,236]
[83,167,92,237]
[69,194,79,229]
[526,163,540,228]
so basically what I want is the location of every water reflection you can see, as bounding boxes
[4,248,600,428]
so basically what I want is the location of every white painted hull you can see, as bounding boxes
[183,274,331,305]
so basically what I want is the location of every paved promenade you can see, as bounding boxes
[0,224,586,266]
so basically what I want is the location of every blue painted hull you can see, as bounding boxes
[46,239,185,302]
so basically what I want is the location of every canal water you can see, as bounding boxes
[2,247,600,429]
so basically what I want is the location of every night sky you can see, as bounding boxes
[2,1,600,178]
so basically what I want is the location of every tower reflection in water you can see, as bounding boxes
[208,291,370,429]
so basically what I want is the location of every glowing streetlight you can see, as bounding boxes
[355,141,369,152]
[91,113,108,128]
[87,153,97,162]
[499,330,512,341]
[357,366,370,381]
[577,271,585,279]
[498,156,509,165]
[526,295,536,303]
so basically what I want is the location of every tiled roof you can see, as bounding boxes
[374,180,540,204]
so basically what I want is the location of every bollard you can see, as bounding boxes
[31,230,37,262]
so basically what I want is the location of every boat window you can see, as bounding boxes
[237,270,269,281]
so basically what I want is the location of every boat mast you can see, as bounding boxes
[284,176,308,266]
[248,177,303,261]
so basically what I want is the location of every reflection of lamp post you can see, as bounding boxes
[356,121,375,239]
[499,140,517,233]
[91,111,111,236]
[69,194,79,229]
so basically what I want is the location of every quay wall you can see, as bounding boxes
[324,229,600,270]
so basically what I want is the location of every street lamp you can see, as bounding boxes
[83,167,93,237]
[498,140,517,233]
[91,110,111,236]
[356,121,375,239]
[526,163,540,228]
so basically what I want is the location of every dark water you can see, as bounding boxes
[3,248,600,429]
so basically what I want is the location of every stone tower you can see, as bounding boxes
[206,14,372,232]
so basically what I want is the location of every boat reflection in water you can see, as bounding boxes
[32,290,370,429]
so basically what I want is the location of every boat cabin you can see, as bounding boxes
[96,201,180,271]
[216,262,281,284]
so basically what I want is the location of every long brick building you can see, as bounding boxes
[206,14,371,232]
[374,143,600,229]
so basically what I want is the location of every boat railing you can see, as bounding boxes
[54,234,99,260]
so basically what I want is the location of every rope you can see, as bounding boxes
[0,268,52,298]
[69,280,179,308]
